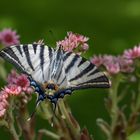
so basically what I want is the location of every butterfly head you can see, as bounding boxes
[43,81,59,95]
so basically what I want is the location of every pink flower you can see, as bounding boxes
[7,69,18,84]
[82,43,89,51]
[102,55,116,65]
[0,90,9,100]
[0,28,20,47]
[16,74,30,91]
[90,55,103,67]
[118,56,134,73]
[0,90,9,118]
[4,84,22,95]
[91,54,134,75]
[105,62,120,74]
[26,87,33,94]
[0,70,33,118]
[123,45,140,59]
[0,109,6,118]
[57,32,89,54]
[102,55,120,74]
[7,70,32,94]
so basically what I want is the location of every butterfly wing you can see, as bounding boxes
[62,51,110,90]
[48,47,68,88]
[0,44,54,84]
[0,44,110,89]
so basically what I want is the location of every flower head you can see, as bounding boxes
[91,54,134,75]
[7,69,18,84]
[57,32,89,54]
[4,84,22,95]
[16,74,30,91]
[103,56,120,74]
[90,55,103,67]
[123,45,140,59]
[0,70,33,118]
[7,70,32,94]
[0,28,20,47]
[118,56,134,73]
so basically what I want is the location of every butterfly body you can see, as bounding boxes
[0,44,110,108]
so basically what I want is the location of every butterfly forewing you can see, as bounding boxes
[0,44,54,84]
[49,48,68,88]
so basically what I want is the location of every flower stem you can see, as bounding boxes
[7,98,19,140]
[37,129,60,140]
[109,76,120,128]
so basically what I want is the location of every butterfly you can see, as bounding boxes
[0,44,110,111]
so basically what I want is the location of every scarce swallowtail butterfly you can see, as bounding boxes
[0,44,110,112]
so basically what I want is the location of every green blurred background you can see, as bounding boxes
[0,0,140,139]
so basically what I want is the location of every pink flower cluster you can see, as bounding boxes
[57,32,89,54]
[123,45,140,59]
[0,70,32,118]
[6,70,33,94]
[0,28,20,47]
[91,45,140,75]
[91,55,134,75]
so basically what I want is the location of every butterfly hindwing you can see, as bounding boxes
[62,52,110,89]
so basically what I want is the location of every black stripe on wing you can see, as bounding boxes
[15,45,23,56]
[71,81,110,90]
[71,73,110,89]
[78,57,86,67]
[48,46,53,59]
[54,48,63,77]
[59,76,67,86]
[63,52,71,61]
[23,45,35,71]
[0,47,26,73]
[69,63,95,82]
[77,74,109,86]
[32,44,38,54]
[40,45,45,73]
[65,55,79,73]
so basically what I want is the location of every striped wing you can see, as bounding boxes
[0,44,54,84]
[63,52,110,89]
[48,47,68,88]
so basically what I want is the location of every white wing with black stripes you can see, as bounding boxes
[0,44,110,90]
[0,44,55,84]
[62,51,110,89]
